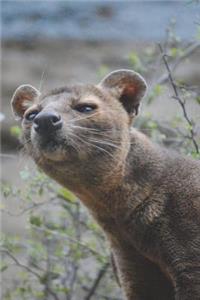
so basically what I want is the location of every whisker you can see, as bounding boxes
[89,132,122,143]
[69,125,102,132]
[67,137,82,154]
[38,64,48,93]
[70,125,114,134]
[69,132,115,159]
[69,125,122,142]
[69,123,122,133]
[68,111,101,124]
[88,137,123,150]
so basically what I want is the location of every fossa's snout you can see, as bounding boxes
[33,111,63,134]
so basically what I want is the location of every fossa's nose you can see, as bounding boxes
[33,111,62,134]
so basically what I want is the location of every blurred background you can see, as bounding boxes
[1,1,200,299]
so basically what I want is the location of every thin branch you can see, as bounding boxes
[84,262,110,300]
[1,196,64,217]
[2,200,52,217]
[31,225,104,258]
[158,43,199,154]
[1,249,60,300]
[157,41,200,86]
[1,249,41,278]
[83,287,121,300]
[90,294,121,300]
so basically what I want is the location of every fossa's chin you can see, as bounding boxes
[41,148,67,162]
[30,137,68,162]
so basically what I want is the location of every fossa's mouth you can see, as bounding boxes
[39,142,73,162]
[32,133,74,162]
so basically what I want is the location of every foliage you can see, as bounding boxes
[129,17,200,157]
[1,169,120,300]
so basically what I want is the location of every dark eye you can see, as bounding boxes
[25,110,38,121]
[75,104,97,113]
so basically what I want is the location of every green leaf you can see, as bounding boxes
[0,263,8,272]
[10,126,21,138]
[154,84,164,96]
[20,169,30,180]
[191,152,200,159]
[195,96,200,104]
[58,187,77,203]
[1,183,12,197]
[169,47,184,58]
[54,285,69,294]
[147,120,158,130]
[129,51,144,72]
[97,65,109,78]
[30,215,42,227]
[147,85,165,104]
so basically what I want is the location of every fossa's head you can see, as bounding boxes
[11,70,147,188]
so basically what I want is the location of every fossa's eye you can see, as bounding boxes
[74,104,97,113]
[25,110,39,121]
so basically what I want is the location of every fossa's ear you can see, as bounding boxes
[11,84,40,120]
[99,69,147,117]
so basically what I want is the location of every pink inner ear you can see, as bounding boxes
[14,93,34,117]
[119,83,141,115]
[123,84,138,97]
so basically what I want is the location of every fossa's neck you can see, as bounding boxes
[70,129,164,220]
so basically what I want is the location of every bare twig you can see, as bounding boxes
[31,224,104,258]
[158,43,199,154]
[1,249,41,278]
[83,287,121,300]
[0,249,59,300]
[2,200,52,217]
[1,195,67,217]
[1,249,60,300]
[84,262,110,300]
[91,294,121,300]
[65,203,81,300]
[157,42,200,86]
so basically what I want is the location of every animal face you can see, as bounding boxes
[11,70,147,184]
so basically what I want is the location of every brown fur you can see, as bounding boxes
[11,70,200,300]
